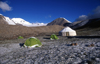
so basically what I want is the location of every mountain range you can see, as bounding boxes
[47,16,100,29]
[69,18,100,29]
[1,14,100,29]
[0,14,100,40]
[0,14,47,27]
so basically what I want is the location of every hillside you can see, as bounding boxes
[69,18,100,29]
[0,24,64,40]
[73,18,100,36]
[0,15,8,25]
[47,18,71,26]
[76,27,100,36]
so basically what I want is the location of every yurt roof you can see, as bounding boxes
[60,27,75,32]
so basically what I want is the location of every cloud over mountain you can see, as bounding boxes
[75,6,100,21]
[88,6,100,19]
[75,15,88,21]
[0,1,12,11]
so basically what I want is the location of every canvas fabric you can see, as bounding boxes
[24,37,42,48]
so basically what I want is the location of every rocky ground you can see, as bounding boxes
[0,35,100,64]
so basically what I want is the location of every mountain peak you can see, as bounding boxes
[59,17,71,23]
[47,17,71,26]
[12,18,31,24]
[4,16,16,25]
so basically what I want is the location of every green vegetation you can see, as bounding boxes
[18,36,24,39]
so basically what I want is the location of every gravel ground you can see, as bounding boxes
[0,36,100,64]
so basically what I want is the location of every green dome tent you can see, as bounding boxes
[50,34,59,40]
[24,37,42,48]
[18,36,24,39]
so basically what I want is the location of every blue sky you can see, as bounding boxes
[0,0,100,23]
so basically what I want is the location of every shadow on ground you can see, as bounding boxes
[43,37,50,40]
[67,36,100,38]
[19,43,24,47]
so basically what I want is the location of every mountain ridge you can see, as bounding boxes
[69,18,100,29]
[0,14,47,27]
[0,15,9,25]
[47,17,71,26]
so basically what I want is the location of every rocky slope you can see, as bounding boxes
[69,18,100,29]
[0,24,64,40]
[0,15,8,25]
[47,17,71,26]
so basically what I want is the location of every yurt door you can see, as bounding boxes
[66,32,69,36]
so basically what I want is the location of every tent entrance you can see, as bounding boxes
[66,32,69,36]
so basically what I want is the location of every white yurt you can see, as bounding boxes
[59,27,77,36]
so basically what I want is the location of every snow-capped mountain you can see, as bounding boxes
[0,14,47,27]
[12,18,33,26]
[12,18,47,27]
[60,17,71,23]
[32,23,47,26]
[4,16,16,25]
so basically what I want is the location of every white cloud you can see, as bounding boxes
[75,6,100,21]
[94,6,100,14]
[75,15,88,21]
[0,1,12,11]
[88,6,100,19]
